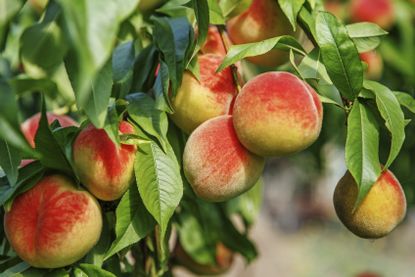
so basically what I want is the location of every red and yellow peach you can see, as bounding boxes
[72,121,137,201]
[333,169,407,238]
[183,115,264,202]
[359,50,383,80]
[232,71,323,157]
[4,174,102,268]
[170,54,237,134]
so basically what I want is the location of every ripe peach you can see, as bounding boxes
[183,115,264,202]
[324,0,346,19]
[72,121,137,201]
[350,0,395,30]
[174,242,234,275]
[4,174,102,268]
[359,51,383,80]
[21,112,78,148]
[170,54,237,134]
[226,0,293,67]
[200,26,229,56]
[232,72,323,157]
[333,170,407,239]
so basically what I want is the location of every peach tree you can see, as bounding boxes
[0,0,414,276]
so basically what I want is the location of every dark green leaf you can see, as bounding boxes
[75,264,116,277]
[345,100,381,207]
[278,0,306,31]
[192,0,209,48]
[364,81,405,168]
[315,12,363,100]
[0,139,20,186]
[218,35,305,71]
[105,185,156,260]
[112,41,135,99]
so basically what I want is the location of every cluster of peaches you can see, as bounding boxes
[2,0,407,271]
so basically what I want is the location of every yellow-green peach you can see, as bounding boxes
[233,72,323,157]
[226,0,293,67]
[72,121,137,201]
[138,0,166,12]
[333,169,407,239]
[183,115,264,202]
[170,54,237,134]
[4,175,102,268]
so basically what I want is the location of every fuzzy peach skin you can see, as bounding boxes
[72,121,137,201]
[4,175,102,268]
[183,115,264,202]
[333,170,407,239]
[21,112,78,148]
[170,54,237,134]
[232,72,323,157]
[226,0,293,67]
[174,242,234,275]
[350,0,395,30]
[360,50,383,80]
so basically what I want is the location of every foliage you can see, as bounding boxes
[0,0,414,276]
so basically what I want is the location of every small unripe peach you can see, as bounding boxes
[359,50,383,80]
[4,175,102,268]
[21,112,78,148]
[170,54,237,134]
[350,0,395,30]
[138,0,166,11]
[333,170,407,239]
[72,121,137,201]
[183,115,264,202]
[226,0,293,67]
[233,72,323,157]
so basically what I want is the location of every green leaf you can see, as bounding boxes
[34,102,73,175]
[84,60,112,128]
[134,141,183,259]
[105,185,156,260]
[0,261,30,277]
[278,0,306,31]
[346,22,388,53]
[0,0,23,49]
[208,0,225,25]
[0,80,33,155]
[393,91,415,113]
[20,21,68,76]
[0,161,44,207]
[226,178,263,227]
[218,35,305,71]
[58,0,139,108]
[112,41,135,99]
[83,215,111,267]
[345,100,381,207]
[153,61,173,113]
[127,93,169,151]
[364,81,405,168]
[192,0,209,48]
[0,139,20,186]
[10,76,58,98]
[315,12,363,100]
[75,264,116,277]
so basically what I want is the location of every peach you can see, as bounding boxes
[359,50,383,80]
[183,115,264,202]
[324,0,346,19]
[29,0,48,13]
[232,72,323,157]
[226,0,293,67]
[170,54,237,134]
[350,0,395,30]
[72,121,137,201]
[4,174,102,268]
[333,169,407,239]
[21,112,78,148]
[200,26,229,56]
[174,242,234,275]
